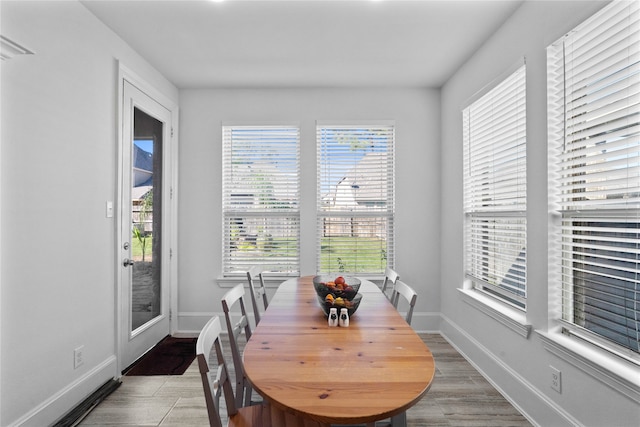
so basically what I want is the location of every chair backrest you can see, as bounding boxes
[381,267,400,299]
[196,316,238,427]
[198,316,330,427]
[391,280,417,325]
[247,266,269,327]
[221,283,254,408]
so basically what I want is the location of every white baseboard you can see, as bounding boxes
[9,356,117,427]
[177,311,223,334]
[405,311,441,333]
[439,314,581,427]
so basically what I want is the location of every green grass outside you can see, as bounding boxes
[232,235,387,273]
[131,234,152,260]
[319,236,387,273]
[132,234,387,273]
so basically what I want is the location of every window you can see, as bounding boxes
[548,0,639,356]
[222,125,300,276]
[316,122,394,275]
[463,65,527,309]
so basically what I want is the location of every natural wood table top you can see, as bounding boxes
[242,276,435,425]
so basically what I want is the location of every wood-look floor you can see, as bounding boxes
[77,334,532,427]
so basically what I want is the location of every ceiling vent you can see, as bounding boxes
[1,35,34,60]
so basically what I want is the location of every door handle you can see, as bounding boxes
[123,258,134,267]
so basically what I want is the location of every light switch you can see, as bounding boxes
[106,201,114,218]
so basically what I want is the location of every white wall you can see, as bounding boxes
[4,1,636,426]
[177,88,441,333]
[440,1,638,426]
[0,1,178,425]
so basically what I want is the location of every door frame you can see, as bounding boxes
[116,62,179,375]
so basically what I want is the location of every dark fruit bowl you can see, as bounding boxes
[317,293,363,317]
[312,275,361,300]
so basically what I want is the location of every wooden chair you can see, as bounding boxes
[247,266,269,327]
[380,267,400,300]
[221,283,255,408]
[196,316,330,427]
[390,280,417,325]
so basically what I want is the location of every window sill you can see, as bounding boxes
[536,329,640,404]
[457,288,531,338]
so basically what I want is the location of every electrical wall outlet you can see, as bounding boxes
[74,345,84,369]
[550,366,561,393]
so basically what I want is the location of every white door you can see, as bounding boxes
[120,79,173,371]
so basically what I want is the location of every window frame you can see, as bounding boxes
[462,63,528,311]
[547,0,640,361]
[316,121,395,276]
[221,123,301,278]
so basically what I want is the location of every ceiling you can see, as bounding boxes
[81,0,523,89]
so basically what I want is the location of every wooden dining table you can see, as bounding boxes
[242,276,435,426]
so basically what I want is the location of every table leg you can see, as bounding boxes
[390,411,406,427]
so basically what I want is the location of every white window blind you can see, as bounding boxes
[463,65,527,309]
[316,122,394,275]
[222,125,300,275]
[548,0,639,355]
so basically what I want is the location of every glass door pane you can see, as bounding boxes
[131,107,163,332]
